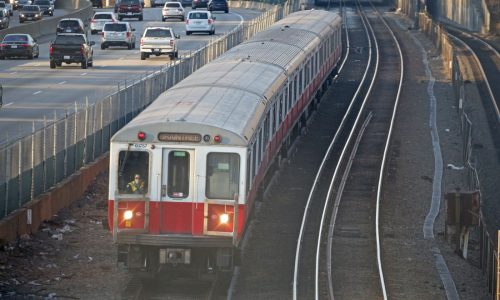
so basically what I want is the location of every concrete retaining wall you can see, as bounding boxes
[0,0,94,41]
[0,155,109,243]
[397,0,492,33]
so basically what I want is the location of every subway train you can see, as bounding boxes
[108,9,342,274]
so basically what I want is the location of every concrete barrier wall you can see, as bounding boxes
[397,0,492,33]
[0,0,94,41]
[0,155,109,243]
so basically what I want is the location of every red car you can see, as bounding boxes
[118,0,143,21]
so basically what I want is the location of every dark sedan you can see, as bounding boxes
[0,34,39,59]
[191,0,208,9]
[207,0,227,12]
[0,9,9,29]
[19,5,42,22]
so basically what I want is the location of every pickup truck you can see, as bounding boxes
[49,33,95,69]
[140,26,179,60]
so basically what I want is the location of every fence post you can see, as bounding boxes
[84,97,89,165]
[64,110,68,177]
[53,111,57,185]
[30,122,35,201]
[43,116,47,191]
[18,139,22,208]
[4,147,10,217]
[74,102,78,169]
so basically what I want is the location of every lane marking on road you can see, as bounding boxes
[33,91,42,95]
[119,57,124,60]
[80,73,87,76]
[34,64,40,67]
[58,81,66,85]
[10,72,17,75]
[3,102,14,107]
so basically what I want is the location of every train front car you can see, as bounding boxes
[108,9,341,275]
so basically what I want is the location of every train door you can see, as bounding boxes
[160,148,195,234]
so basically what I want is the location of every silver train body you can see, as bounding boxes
[109,10,342,273]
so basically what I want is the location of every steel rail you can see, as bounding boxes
[367,1,405,299]
[292,1,375,298]
[316,0,381,298]
[447,32,499,122]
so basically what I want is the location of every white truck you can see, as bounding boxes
[140,26,179,60]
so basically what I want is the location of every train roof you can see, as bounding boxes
[112,10,341,146]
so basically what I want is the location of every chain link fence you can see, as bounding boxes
[0,0,300,219]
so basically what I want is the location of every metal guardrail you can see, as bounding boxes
[0,0,300,219]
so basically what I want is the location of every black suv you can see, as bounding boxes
[208,0,227,13]
[56,18,86,34]
[90,0,102,8]
[33,0,53,16]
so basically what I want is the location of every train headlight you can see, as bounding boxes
[219,213,229,224]
[124,210,133,220]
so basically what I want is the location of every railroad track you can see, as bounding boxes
[121,270,228,299]
[445,27,500,122]
[293,0,403,299]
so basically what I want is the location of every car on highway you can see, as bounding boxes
[15,0,31,9]
[140,26,179,60]
[191,0,208,9]
[19,4,42,22]
[0,9,9,29]
[0,1,13,16]
[185,10,214,35]
[114,0,144,12]
[0,33,39,59]
[100,21,136,50]
[162,1,184,21]
[90,0,102,8]
[117,0,143,21]
[56,18,86,34]
[150,0,167,7]
[90,11,117,34]
[33,0,53,16]
[207,0,227,13]
[49,33,94,69]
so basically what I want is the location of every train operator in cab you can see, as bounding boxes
[127,174,145,194]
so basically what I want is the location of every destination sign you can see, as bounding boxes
[158,132,202,143]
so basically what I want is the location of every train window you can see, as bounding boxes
[283,89,293,111]
[305,61,310,86]
[278,94,283,125]
[259,130,266,161]
[264,114,270,146]
[294,75,298,103]
[288,81,293,106]
[167,151,190,198]
[118,150,149,194]
[300,69,303,96]
[246,152,251,192]
[206,153,240,200]
[252,143,257,180]
[269,102,276,136]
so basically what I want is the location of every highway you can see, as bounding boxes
[0,7,261,147]
[7,7,71,28]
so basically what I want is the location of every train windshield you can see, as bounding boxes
[206,153,239,200]
[118,150,149,194]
